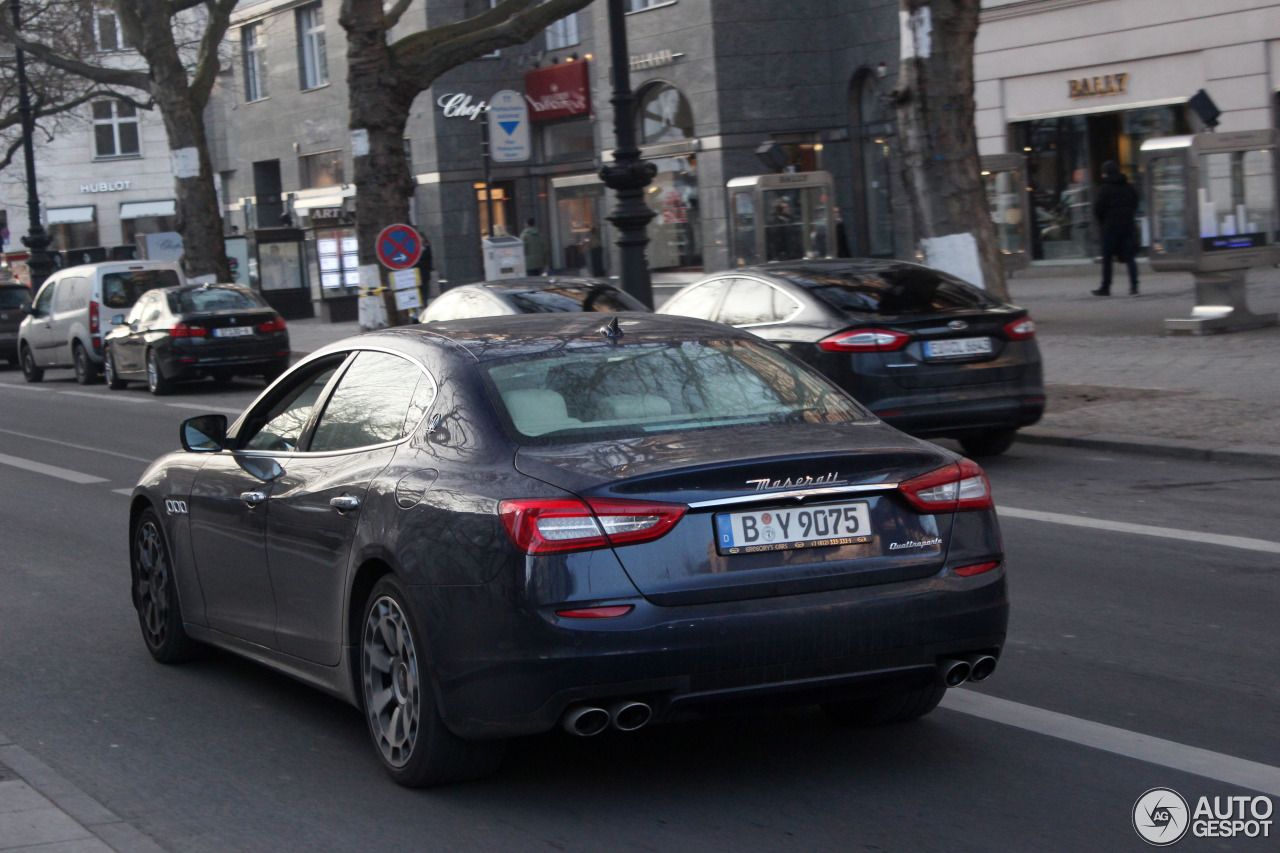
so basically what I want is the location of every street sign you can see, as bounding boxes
[375,223,424,270]
[488,90,530,163]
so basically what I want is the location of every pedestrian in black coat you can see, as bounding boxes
[1092,160,1140,296]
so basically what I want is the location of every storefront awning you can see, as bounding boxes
[292,194,345,213]
[47,206,96,225]
[120,200,176,219]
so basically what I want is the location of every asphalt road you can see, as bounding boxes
[1,364,1277,853]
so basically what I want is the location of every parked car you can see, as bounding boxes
[418,276,647,322]
[104,282,290,395]
[130,312,1007,787]
[658,259,1044,456]
[0,283,29,366]
[18,260,184,384]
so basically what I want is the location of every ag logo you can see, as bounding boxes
[1133,788,1190,845]
[164,499,189,515]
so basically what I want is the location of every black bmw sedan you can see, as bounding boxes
[129,313,1008,786]
[658,260,1045,456]
[418,276,647,322]
[104,283,290,395]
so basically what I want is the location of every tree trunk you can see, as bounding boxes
[894,0,1007,300]
[341,0,417,327]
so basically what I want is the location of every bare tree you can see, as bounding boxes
[340,0,594,326]
[893,0,1007,300]
[0,0,237,281]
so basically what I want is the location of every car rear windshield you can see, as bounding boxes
[481,338,870,444]
[101,269,182,309]
[781,266,997,315]
[503,285,645,314]
[0,287,28,309]
[169,287,266,314]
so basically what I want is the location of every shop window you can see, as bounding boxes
[636,83,694,145]
[545,12,580,49]
[626,0,675,12]
[296,3,328,89]
[476,181,515,237]
[543,119,593,159]
[51,221,100,251]
[300,150,344,189]
[92,99,139,158]
[122,216,176,246]
[850,70,894,257]
[554,182,606,275]
[643,154,701,270]
[243,23,268,102]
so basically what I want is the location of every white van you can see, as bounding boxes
[18,261,185,384]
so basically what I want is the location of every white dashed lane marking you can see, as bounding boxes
[998,506,1280,556]
[0,452,109,484]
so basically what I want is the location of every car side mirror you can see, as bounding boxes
[181,414,228,452]
[20,302,32,315]
[111,314,126,326]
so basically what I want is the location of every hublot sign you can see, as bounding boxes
[81,180,132,193]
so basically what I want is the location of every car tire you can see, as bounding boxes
[821,682,947,727]
[20,344,43,383]
[73,342,97,385]
[132,508,203,664]
[146,350,172,396]
[959,428,1017,458]
[360,576,505,787]
[104,348,127,390]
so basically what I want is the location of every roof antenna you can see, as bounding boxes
[600,316,623,342]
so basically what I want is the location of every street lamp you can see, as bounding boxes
[598,0,656,308]
[9,0,54,291]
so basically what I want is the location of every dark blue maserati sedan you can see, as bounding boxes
[128,313,1008,786]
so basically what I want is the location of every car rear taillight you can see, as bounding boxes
[819,328,910,352]
[899,458,993,512]
[500,497,687,555]
[953,561,1000,577]
[1002,316,1036,341]
[169,322,208,338]
[258,316,287,333]
[555,605,635,619]
[88,300,100,333]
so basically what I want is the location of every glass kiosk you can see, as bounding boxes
[1141,130,1278,334]
[727,171,837,266]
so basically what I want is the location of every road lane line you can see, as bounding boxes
[943,689,1280,796]
[165,402,242,414]
[0,428,154,463]
[997,505,1280,555]
[0,452,109,484]
[57,389,148,404]
[113,488,134,496]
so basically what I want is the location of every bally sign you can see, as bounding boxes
[524,61,590,123]
[1068,72,1129,100]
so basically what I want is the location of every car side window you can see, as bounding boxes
[718,278,799,326]
[662,280,726,320]
[125,293,151,325]
[241,361,343,452]
[142,295,164,325]
[308,351,427,452]
[31,281,56,316]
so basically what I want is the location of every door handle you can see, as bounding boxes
[330,495,360,513]
[240,491,267,507]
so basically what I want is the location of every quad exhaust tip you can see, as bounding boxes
[562,701,654,736]
[609,700,653,732]
[562,706,610,737]
[966,654,997,682]
[937,658,973,687]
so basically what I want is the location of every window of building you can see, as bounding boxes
[122,215,177,247]
[300,150,344,188]
[243,23,267,102]
[625,0,675,12]
[296,3,328,90]
[636,82,694,145]
[93,8,125,52]
[850,70,895,257]
[545,12,579,49]
[92,100,140,158]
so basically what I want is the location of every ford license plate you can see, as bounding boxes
[715,501,872,555]
[214,326,255,338]
[924,337,992,358]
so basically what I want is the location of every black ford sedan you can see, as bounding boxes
[104,283,290,395]
[658,260,1045,456]
[129,313,1007,786]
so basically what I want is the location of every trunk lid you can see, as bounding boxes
[515,421,957,605]
[869,308,1029,390]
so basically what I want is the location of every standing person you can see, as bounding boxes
[415,235,434,310]
[1092,160,1140,296]
[520,218,549,276]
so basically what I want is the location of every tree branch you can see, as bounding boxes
[188,0,238,109]
[0,1,151,91]
[384,0,413,29]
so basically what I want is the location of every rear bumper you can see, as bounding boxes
[412,569,1008,739]
[878,394,1045,437]
[157,344,289,380]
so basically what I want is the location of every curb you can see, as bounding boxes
[1016,428,1280,468]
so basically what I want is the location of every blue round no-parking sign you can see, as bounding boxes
[375,224,423,270]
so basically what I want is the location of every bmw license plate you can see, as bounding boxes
[924,336,992,358]
[715,501,872,555]
[214,326,255,338]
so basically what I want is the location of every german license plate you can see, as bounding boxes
[214,326,255,338]
[715,501,872,555]
[924,336,992,358]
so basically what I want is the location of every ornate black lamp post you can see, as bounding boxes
[598,0,656,308]
[9,0,54,291]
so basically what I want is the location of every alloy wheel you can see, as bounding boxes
[362,595,421,768]
[134,518,171,650]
